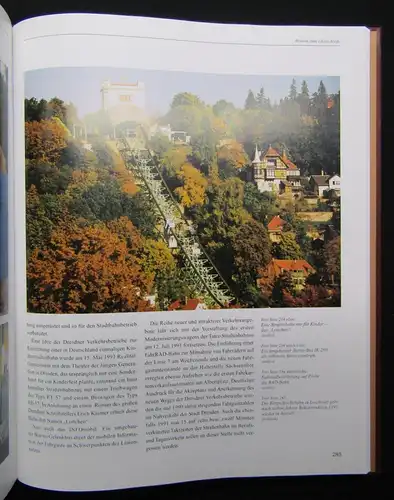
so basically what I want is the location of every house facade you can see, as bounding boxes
[101,80,146,125]
[247,145,300,194]
[258,259,315,292]
[310,173,341,197]
[328,174,341,193]
[267,215,287,243]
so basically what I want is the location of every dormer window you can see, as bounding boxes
[267,158,277,167]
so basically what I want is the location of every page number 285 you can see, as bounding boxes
[332,452,342,458]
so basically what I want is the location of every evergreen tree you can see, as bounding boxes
[298,80,310,115]
[318,80,328,99]
[311,80,328,120]
[245,90,257,110]
[289,78,297,100]
[256,86,271,110]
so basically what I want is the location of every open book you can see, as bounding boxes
[0,3,380,496]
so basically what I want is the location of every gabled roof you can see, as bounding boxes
[267,215,286,231]
[310,175,330,186]
[264,145,281,157]
[282,158,298,170]
[252,145,300,171]
[271,259,314,275]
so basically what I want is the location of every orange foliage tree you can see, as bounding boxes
[25,118,68,165]
[108,147,139,195]
[217,139,249,169]
[27,216,154,313]
[175,163,208,208]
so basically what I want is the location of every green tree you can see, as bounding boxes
[149,133,172,157]
[270,271,294,307]
[298,80,310,115]
[311,80,328,121]
[231,219,271,279]
[47,97,68,124]
[245,90,257,110]
[26,163,73,195]
[243,183,280,223]
[272,232,303,260]
[212,99,236,117]
[26,185,68,254]
[171,92,204,108]
[25,98,48,122]
[289,78,297,100]
[164,105,205,137]
[256,87,271,110]
[194,177,249,282]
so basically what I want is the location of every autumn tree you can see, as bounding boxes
[66,169,99,197]
[217,139,249,178]
[282,284,337,307]
[27,217,154,313]
[175,163,207,208]
[25,118,68,165]
[47,97,68,124]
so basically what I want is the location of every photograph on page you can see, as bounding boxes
[24,67,341,314]
[0,59,7,316]
[0,323,8,466]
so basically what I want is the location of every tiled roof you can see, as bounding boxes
[264,146,281,157]
[283,158,298,170]
[267,215,287,231]
[271,259,314,275]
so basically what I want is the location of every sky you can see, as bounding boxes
[25,67,339,120]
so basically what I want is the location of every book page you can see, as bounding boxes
[0,5,17,500]
[13,14,372,491]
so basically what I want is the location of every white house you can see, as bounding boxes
[328,174,341,194]
[310,173,341,197]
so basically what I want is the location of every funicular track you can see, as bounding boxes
[115,129,235,308]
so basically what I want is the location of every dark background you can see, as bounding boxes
[1,0,391,498]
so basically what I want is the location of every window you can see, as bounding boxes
[119,94,132,102]
[267,158,277,167]
[267,169,275,178]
